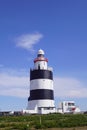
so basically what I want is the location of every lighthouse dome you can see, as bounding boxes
[38,49,44,55]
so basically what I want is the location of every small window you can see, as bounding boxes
[38,107,41,110]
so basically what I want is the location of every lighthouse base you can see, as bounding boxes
[23,107,56,114]
[25,100,56,114]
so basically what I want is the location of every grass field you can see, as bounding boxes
[0,113,87,130]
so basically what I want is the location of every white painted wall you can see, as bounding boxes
[28,99,55,109]
[34,60,47,70]
[30,79,53,90]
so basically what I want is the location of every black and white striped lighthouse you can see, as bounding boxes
[27,49,55,114]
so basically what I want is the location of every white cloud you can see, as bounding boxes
[54,77,87,98]
[0,73,29,98]
[15,32,43,51]
[0,73,28,88]
[0,69,87,98]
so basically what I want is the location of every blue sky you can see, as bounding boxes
[0,0,87,111]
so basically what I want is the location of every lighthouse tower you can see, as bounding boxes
[27,49,55,114]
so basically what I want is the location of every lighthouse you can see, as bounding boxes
[27,49,55,114]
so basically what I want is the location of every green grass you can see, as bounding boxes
[0,113,87,129]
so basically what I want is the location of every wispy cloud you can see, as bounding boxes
[0,68,87,98]
[54,77,87,98]
[15,32,43,52]
[0,71,29,98]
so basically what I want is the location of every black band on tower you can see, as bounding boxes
[29,89,54,100]
[30,69,53,80]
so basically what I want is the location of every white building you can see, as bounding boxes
[57,101,81,114]
[26,49,55,114]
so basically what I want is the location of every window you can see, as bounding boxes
[68,103,75,106]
